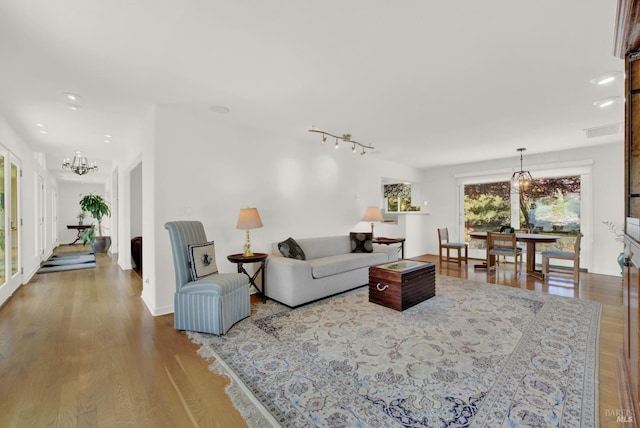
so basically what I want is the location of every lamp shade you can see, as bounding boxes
[236,208,263,229]
[362,206,384,222]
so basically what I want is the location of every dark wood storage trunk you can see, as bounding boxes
[369,261,435,311]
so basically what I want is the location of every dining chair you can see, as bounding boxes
[495,227,527,262]
[437,227,468,265]
[541,233,583,284]
[487,231,523,276]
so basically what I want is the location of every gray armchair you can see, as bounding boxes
[164,221,250,335]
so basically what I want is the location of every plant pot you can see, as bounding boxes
[618,252,625,276]
[91,236,112,253]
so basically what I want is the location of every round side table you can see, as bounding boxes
[227,253,268,302]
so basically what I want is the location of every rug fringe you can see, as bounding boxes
[191,333,281,428]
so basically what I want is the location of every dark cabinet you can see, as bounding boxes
[131,236,142,272]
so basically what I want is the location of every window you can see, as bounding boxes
[383,183,420,212]
[525,176,581,251]
[464,180,511,249]
[464,175,581,253]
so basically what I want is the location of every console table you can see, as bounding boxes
[67,225,92,245]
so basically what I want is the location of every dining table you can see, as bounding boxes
[468,231,561,278]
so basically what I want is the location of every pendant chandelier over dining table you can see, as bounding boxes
[62,151,98,176]
[511,147,532,189]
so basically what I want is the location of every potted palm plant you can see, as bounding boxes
[79,193,112,253]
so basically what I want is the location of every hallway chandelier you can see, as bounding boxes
[511,147,532,190]
[62,151,98,175]
[309,128,375,155]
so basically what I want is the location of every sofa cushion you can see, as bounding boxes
[295,236,352,260]
[310,252,388,279]
[350,232,373,253]
[278,237,306,260]
[187,241,219,280]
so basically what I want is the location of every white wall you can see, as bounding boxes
[144,104,422,315]
[130,162,143,238]
[420,142,624,276]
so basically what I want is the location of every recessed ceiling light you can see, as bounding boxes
[35,123,45,127]
[39,130,48,134]
[67,103,80,110]
[64,92,80,101]
[592,96,620,108]
[590,71,622,86]
[210,105,230,114]
[104,134,112,138]
[104,139,111,143]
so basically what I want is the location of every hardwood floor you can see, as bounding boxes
[0,246,247,428]
[0,248,625,427]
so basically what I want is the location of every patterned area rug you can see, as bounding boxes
[190,276,601,427]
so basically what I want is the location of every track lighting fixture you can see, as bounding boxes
[309,128,375,155]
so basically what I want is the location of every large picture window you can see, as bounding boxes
[464,175,581,253]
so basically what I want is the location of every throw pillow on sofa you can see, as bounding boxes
[187,241,219,280]
[278,237,306,260]
[350,232,373,253]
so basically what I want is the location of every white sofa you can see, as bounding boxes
[266,235,400,307]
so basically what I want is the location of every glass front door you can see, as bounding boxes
[0,151,21,289]
[0,154,6,285]
[11,161,18,277]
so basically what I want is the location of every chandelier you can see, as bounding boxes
[309,128,375,155]
[511,147,532,190]
[62,152,98,176]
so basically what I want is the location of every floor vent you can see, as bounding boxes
[584,123,623,139]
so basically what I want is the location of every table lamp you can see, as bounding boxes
[236,208,263,256]
[362,206,384,237]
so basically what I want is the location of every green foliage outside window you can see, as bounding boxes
[464,176,581,252]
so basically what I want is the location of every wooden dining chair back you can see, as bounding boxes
[487,231,523,276]
[513,228,530,253]
[437,227,468,265]
[541,233,583,284]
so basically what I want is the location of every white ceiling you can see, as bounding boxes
[0,1,625,182]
